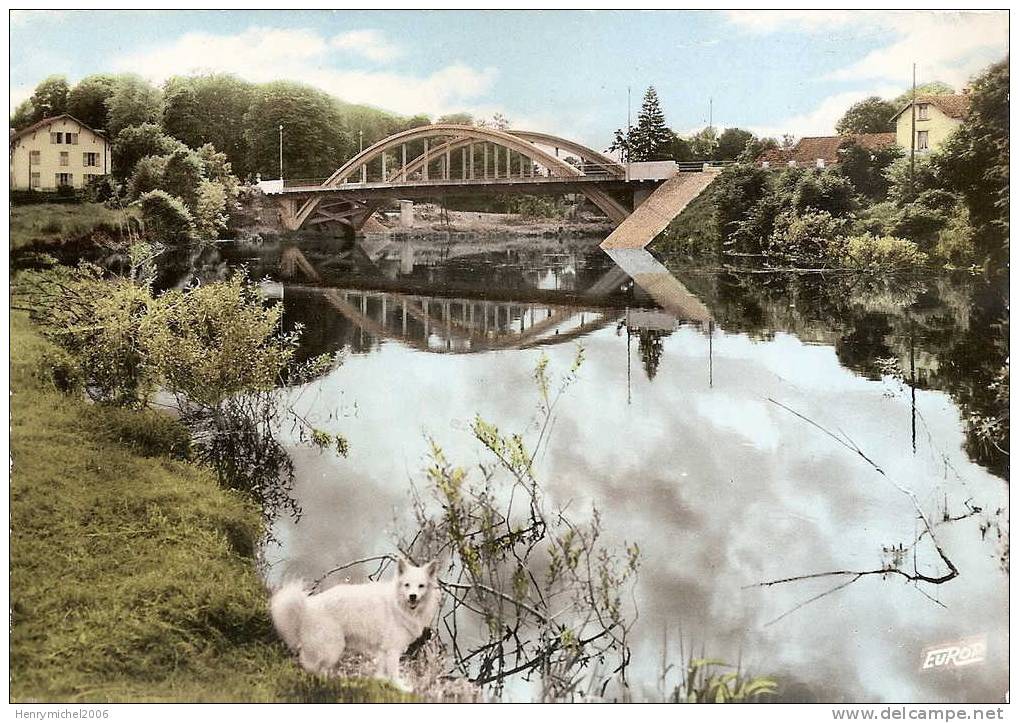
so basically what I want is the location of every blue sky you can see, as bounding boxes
[9,10,1009,147]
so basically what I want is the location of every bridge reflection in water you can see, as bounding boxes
[270,238,714,368]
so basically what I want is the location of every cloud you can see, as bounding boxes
[726,10,1007,87]
[330,29,402,63]
[826,12,1008,87]
[112,27,499,119]
[749,86,900,139]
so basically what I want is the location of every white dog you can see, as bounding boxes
[270,558,440,691]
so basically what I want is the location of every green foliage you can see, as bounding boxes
[836,96,898,134]
[891,81,954,107]
[10,98,36,131]
[610,86,674,161]
[837,141,902,200]
[113,123,185,180]
[29,75,70,120]
[405,350,639,700]
[933,59,1009,270]
[127,154,169,199]
[161,74,256,178]
[160,148,206,209]
[9,315,391,702]
[715,127,755,161]
[672,658,778,703]
[791,169,857,217]
[106,74,163,137]
[147,273,296,408]
[194,179,230,239]
[9,203,141,251]
[836,234,928,270]
[769,210,852,262]
[139,190,196,244]
[712,164,771,246]
[66,74,118,131]
[243,80,354,180]
[18,264,156,406]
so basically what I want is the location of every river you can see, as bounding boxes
[156,233,1008,702]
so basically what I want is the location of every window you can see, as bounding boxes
[59,151,69,167]
[56,173,73,187]
[917,130,930,151]
[29,150,40,164]
[30,172,40,189]
[67,133,79,145]
[50,132,63,144]
[917,103,929,120]
[83,152,100,167]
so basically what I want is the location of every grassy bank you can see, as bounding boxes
[10,314,405,702]
[10,202,140,252]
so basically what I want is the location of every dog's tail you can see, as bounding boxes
[269,580,307,652]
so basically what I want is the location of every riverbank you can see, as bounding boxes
[10,202,141,253]
[9,314,407,703]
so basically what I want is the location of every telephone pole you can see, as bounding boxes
[910,63,917,193]
[278,124,284,180]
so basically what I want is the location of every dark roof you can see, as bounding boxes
[757,133,897,166]
[10,113,107,143]
[890,94,971,121]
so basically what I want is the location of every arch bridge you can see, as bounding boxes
[261,124,721,244]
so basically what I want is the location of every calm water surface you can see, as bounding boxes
[164,234,1008,702]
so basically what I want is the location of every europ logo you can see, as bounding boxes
[921,634,987,670]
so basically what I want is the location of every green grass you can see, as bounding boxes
[10,314,407,703]
[9,203,140,251]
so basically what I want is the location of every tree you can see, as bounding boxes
[934,59,1008,270]
[29,75,70,120]
[106,75,163,137]
[162,74,256,177]
[629,87,673,161]
[242,80,354,180]
[835,96,898,135]
[112,123,185,180]
[139,190,195,245]
[792,169,858,217]
[716,127,756,161]
[836,141,902,200]
[892,81,954,107]
[436,112,474,125]
[688,126,719,160]
[160,148,206,210]
[10,99,36,131]
[67,74,118,131]
[712,163,770,242]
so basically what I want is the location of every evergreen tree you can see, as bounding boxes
[630,87,674,161]
[608,86,674,162]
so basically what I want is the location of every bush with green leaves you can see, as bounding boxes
[791,169,857,217]
[768,210,852,263]
[127,155,169,200]
[194,179,230,239]
[139,190,195,244]
[836,234,928,270]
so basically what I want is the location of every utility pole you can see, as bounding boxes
[709,97,713,129]
[910,63,917,194]
[278,124,284,181]
[626,85,632,164]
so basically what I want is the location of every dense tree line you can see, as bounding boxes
[11,72,425,182]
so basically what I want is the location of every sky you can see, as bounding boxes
[8,10,1010,147]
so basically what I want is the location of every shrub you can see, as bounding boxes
[836,234,928,270]
[18,263,157,406]
[139,190,195,244]
[193,180,229,239]
[791,169,857,217]
[769,210,852,262]
[127,155,168,200]
[161,148,205,210]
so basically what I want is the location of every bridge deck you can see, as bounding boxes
[269,172,640,195]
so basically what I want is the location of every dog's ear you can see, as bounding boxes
[397,557,408,575]
[425,559,439,578]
